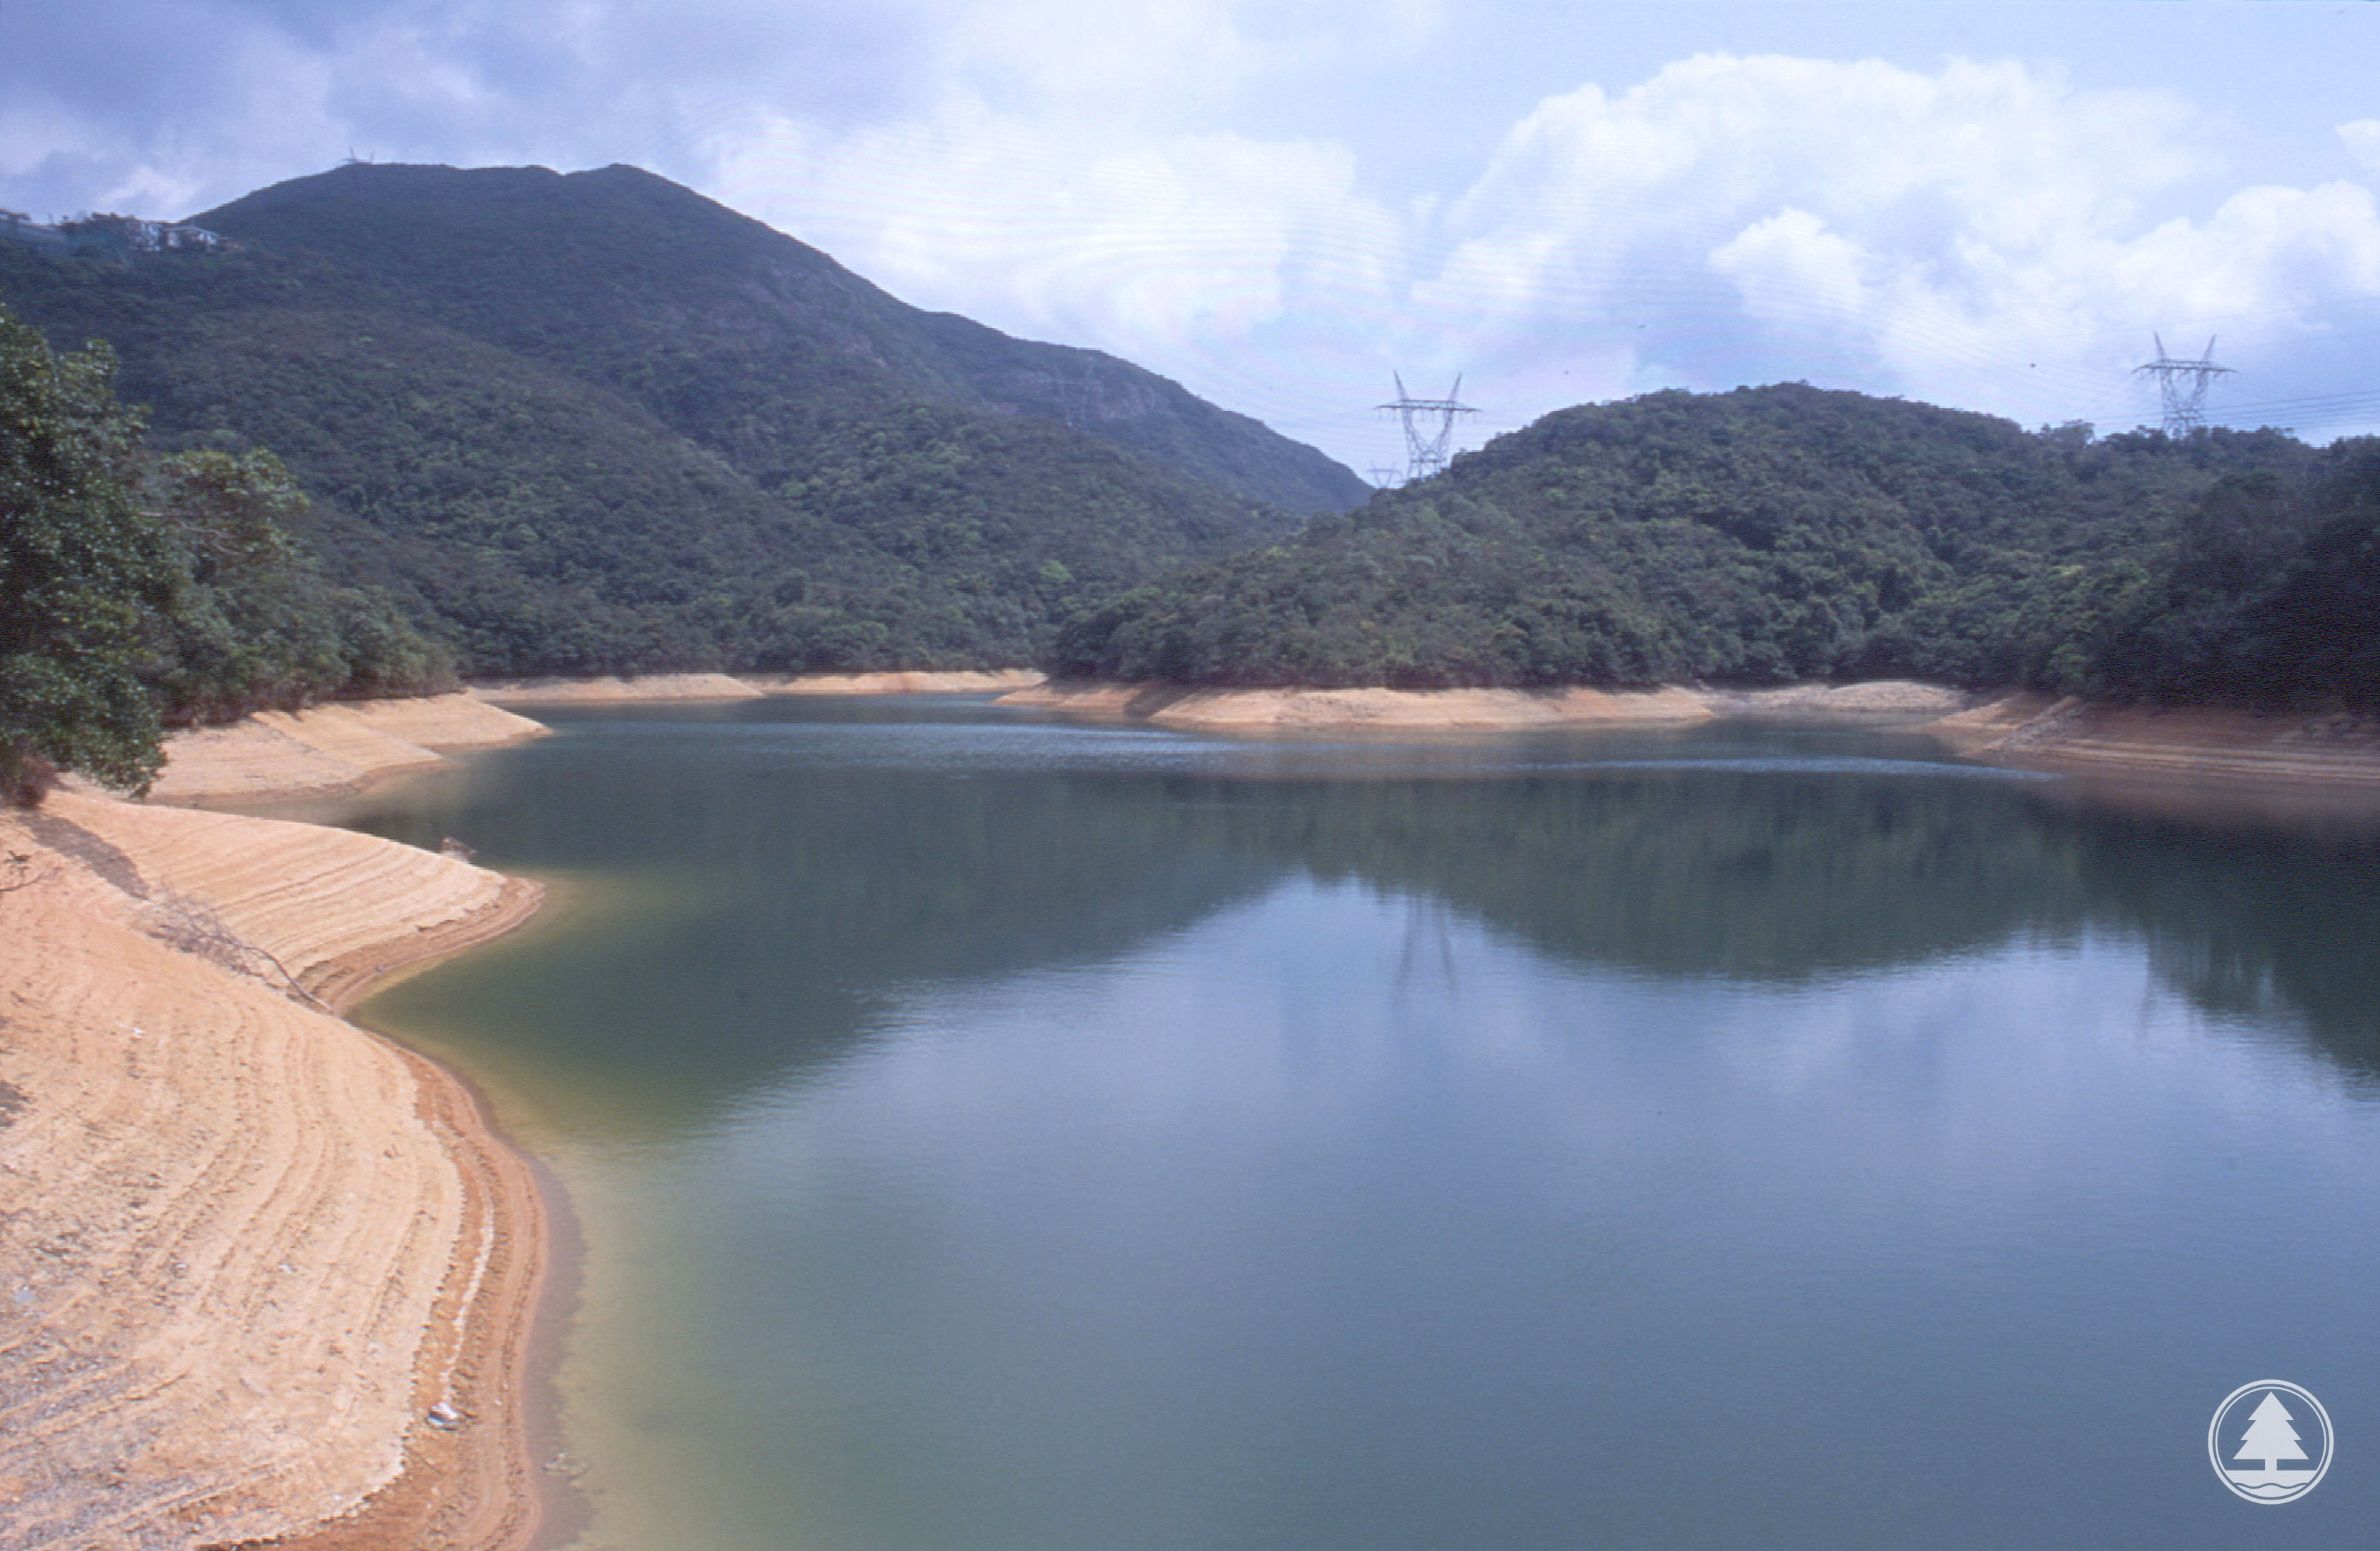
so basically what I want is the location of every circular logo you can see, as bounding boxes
[2208,1381,2333,1505]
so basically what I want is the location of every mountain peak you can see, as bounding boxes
[195,161,1366,515]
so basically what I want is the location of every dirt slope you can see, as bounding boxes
[0,794,546,1550]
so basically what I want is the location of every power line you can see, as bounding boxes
[2216,387,2380,418]
[1376,372,1478,485]
[2133,334,2235,435]
[2055,384,2380,435]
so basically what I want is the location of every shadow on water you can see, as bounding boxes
[296,699,2380,1139]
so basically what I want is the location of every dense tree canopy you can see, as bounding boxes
[1049,385,2368,709]
[0,163,1345,677]
[1,312,176,798]
[0,302,450,801]
[2073,441,2380,706]
[8,175,2365,717]
[143,447,453,724]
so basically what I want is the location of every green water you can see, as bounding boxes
[297,698,2380,1549]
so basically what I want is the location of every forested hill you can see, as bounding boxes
[0,163,1359,676]
[1051,384,2379,709]
[192,164,1364,514]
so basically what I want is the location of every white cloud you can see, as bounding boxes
[1412,54,2380,435]
[1709,208,1872,337]
[693,0,1450,444]
[8,10,2380,460]
[2341,119,2380,174]
[706,95,1408,438]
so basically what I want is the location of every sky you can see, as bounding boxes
[7,1,2380,476]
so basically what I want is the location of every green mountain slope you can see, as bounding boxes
[199,163,1367,516]
[1050,383,2346,699]
[0,163,1358,675]
[3,302,451,800]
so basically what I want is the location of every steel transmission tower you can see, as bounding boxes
[1377,373,1478,484]
[2134,334,2235,436]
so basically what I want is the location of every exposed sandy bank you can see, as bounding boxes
[1698,681,1972,716]
[0,793,548,1551]
[476,669,1043,701]
[744,669,1045,696]
[470,673,761,705]
[999,681,1714,730]
[1930,694,2380,786]
[136,694,549,807]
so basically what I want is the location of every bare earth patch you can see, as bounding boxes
[468,674,761,705]
[1929,694,2380,786]
[744,669,1044,696]
[997,681,1714,729]
[0,794,548,1551]
[1697,681,1972,716]
[128,695,550,807]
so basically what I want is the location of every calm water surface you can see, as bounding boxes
[288,698,2380,1549]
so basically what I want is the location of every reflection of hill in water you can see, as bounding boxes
[1196,772,2088,982]
[340,744,1286,1130]
[2053,800,2380,1083]
[1193,772,2380,1084]
[341,720,2380,1133]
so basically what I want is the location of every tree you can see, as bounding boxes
[142,448,454,724]
[2231,1391,2310,1480]
[0,306,177,802]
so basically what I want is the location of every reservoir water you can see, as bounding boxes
[294,697,2379,1549]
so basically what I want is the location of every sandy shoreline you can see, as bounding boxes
[471,669,1042,705]
[996,678,1976,730]
[741,669,1044,696]
[125,694,553,807]
[997,680,1718,730]
[6,671,2372,1550]
[1928,694,2380,787]
[144,679,2380,796]
[999,679,2380,785]
[245,873,554,1551]
[0,785,553,1547]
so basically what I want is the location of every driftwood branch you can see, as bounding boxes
[142,890,335,1012]
[0,851,56,895]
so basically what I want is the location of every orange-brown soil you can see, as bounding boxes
[1928,694,2380,786]
[744,669,1044,696]
[0,793,550,1551]
[468,674,761,705]
[134,695,549,807]
[997,681,1715,729]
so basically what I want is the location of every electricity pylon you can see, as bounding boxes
[1377,373,1478,485]
[2135,334,2234,436]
